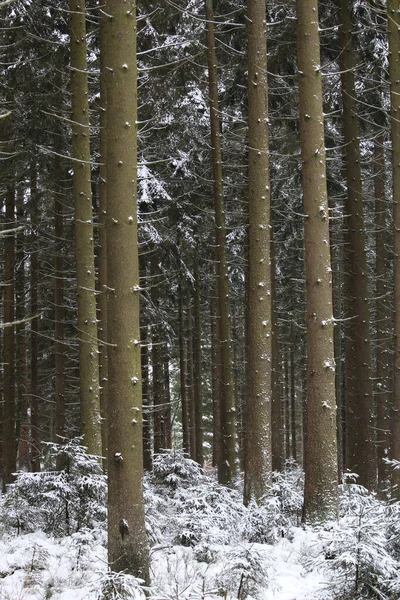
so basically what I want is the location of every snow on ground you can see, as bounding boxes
[0,526,327,600]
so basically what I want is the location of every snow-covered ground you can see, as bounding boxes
[0,528,327,600]
[1,448,399,600]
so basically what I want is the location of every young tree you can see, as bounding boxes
[104,0,150,580]
[296,0,338,522]
[243,0,272,504]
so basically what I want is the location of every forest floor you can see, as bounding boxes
[0,526,325,600]
[0,448,398,600]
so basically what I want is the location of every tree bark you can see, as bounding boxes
[3,185,16,488]
[179,288,190,455]
[104,0,149,579]
[15,187,30,471]
[388,0,400,497]
[54,155,67,471]
[243,0,272,504]
[30,167,40,473]
[339,0,376,490]
[98,6,109,470]
[194,262,203,465]
[69,0,102,457]
[297,0,338,522]
[205,0,237,484]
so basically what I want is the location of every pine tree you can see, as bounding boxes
[296,0,338,522]
[103,0,150,579]
[339,0,376,490]
[243,0,272,504]
[69,0,102,456]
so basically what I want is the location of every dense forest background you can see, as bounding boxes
[1,0,400,597]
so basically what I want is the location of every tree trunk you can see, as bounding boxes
[339,0,376,490]
[210,296,221,468]
[297,0,338,522]
[194,262,203,466]
[98,7,109,470]
[179,289,190,454]
[151,254,165,455]
[373,134,391,493]
[141,333,153,471]
[163,346,172,450]
[186,295,196,460]
[104,0,150,578]
[243,0,272,504]
[54,155,67,470]
[205,0,237,484]
[15,187,30,471]
[388,0,400,497]
[271,231,284,471]
[30,167,40,473]
[69,0,102,457]
[3,185,16,488]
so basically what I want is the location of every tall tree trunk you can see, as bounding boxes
[179,289,190,454]
[15,188,29,471]
[244,0,272,504]
[374,134,391,493]
[151,254,165,455]
[98,7,109,469]
[284,352,291,461]
[290,322,297,463]
[297,0,338,522]
[193,262,203,466]
[205,0,237,484]
[186,295,196,459]
[54,156,67,470]
[163,346,172,450]
[210,296,221,468]
[339,0,376,490]
[141,337,153,471]
[69,0,102,457]
[30,167,40,473]
[104,0,150,578]
[271,231,284,471]
[388,0,400,497]
[3,185,16,488]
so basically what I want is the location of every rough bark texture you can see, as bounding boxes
[3,185,16,488]
[104,0,149,579]
[98,7,108,469]
[296,0,338,523]
[243,0,272,504]
[388,0,400,497]
[194,263,203,466]
[151,254,165,455]
[141,337,153,471]
[163,347,172,450]
[271,231,284,471]
[69,0,102,457]
[179,289,190,455]
[374,134,391,493]
[15,189,30,471]
[205,0,237,484]
[54,156,66,470]
[30,168,40,473]
[339,0,376,490]
[186,296,196,459]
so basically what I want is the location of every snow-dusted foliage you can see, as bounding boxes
[215,546,275,600]
[0,440,106,536]
[94,570,146,600]
[304,479,400,599]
